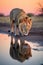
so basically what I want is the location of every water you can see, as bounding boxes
[0,33,43,65]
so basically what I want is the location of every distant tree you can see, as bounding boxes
[38,3,43,14]
[38,14,43,16]
[0,13,4,17]
[27,13,34,17]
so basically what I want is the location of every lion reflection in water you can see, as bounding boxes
[9,39,32,62]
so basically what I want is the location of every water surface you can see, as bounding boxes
[0,34,43,65]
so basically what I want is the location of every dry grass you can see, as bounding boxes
[0,16,10,24]
[0,16,43,28]
[31,16,43,28]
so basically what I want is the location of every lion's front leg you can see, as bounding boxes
[19,38,25,52]
[10,20,15,45]
[11,35,13,46]
[10,20,15,33]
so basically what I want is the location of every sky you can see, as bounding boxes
[0,0,43,15]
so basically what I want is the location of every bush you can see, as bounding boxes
[0,13,4,17]
[27,13,34,17]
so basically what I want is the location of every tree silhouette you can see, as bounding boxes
[0,13,4,17]
[38,3,43,14]
[27,13,34,17]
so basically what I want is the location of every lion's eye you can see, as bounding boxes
[25,17,28,19]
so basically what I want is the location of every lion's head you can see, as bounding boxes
[18,16,32,35]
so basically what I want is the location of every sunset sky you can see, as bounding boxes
[0,0,43,15]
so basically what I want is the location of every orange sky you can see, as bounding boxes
[0,0,43,15]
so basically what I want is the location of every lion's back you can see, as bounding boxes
[10,8,25,21]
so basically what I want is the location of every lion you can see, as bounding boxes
[10,8,32,36]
